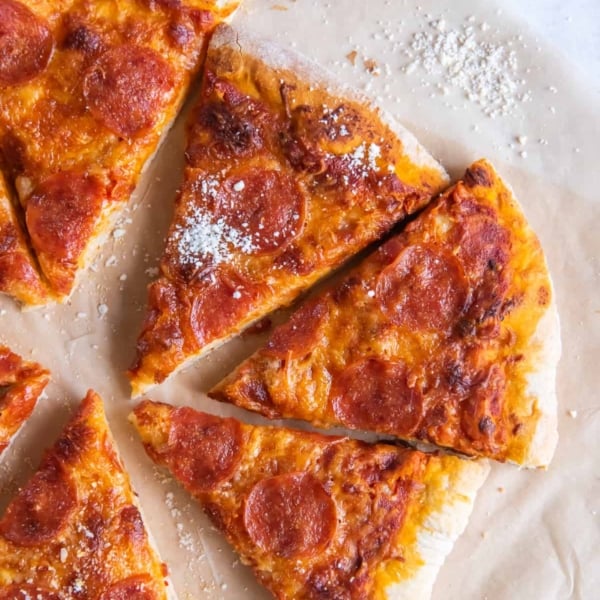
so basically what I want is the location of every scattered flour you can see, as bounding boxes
[404,19,531,118]
[403,18,531,118]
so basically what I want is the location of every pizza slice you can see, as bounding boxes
[0,390,171,598]
[210,160,561,467]
[0,345,49,456]
[0,172,49,305]
[0,0,239,304]
[128,24,450,395]
[131,400,489,599]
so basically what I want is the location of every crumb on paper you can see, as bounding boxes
[346,50,358,65]
[363,57,381,76]
[497,486,505,493]
[145,266,159,278]
[568,409,578,418]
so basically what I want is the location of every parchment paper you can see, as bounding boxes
[0,1,598,599]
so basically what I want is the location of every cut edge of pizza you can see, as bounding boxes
[0,390,174,599]
[0,172,52,306]
[130,399,489,600]
[0,345,50,456]
[210,158,561,468]
[127,23,450,396]
[0,0,241,306]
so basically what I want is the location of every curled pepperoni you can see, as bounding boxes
[0,455,76,546]
[0,584,60,600]
[83,44,174,138]
[330,358,423,435]
[376,244,469,332]
[0,0,53,85]
[26,172,103,261]
[189,270,261,348]
[98,575,158,600]
[264,298,328,359]
[244,472,336,559]
[166,407,243,493]
[211,169,305,255]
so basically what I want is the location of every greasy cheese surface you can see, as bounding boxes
[0,391,169,598]
[211,160,554,464]
[0,345,49,455]
[131,400,482,600]
[128,26,449,394]
[0,0,238,301]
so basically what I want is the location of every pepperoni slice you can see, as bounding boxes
[189,270,261,348]
[83,44,174,138]
[212,168,306,255]
[98,575,158,600]
[330,358,423,435]
[0,456,76,546]
[0,0,53,85]
[244,472,336,559]
[166,407,243,493]
[454,213,510,280]
[26,172,103,261]
[376,244,469,332]
[0,584,60,600]
[264,298,328,359]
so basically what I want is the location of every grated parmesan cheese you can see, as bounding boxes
[173,207,255,267]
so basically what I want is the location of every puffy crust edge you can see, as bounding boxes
[384,457,490,599]
[208,23,449,182]
[521,293,561,468]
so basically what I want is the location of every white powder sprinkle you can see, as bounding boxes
[233,180,245,192]
[173,207,255,267]
[59,547,68,563]
[403,18,531,118]
[97,304,108,318]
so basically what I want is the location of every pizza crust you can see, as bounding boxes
[209,23,449,181]
[521,293,561,468]
[384,457,490,599]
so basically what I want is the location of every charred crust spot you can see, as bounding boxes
[239,379,274,410]
[62,24,102,54]
[117,505,146,546]
[332,277,360,304]
[0,225,18,254]
[478,416,496,435]
[537,285,550,306]
[198,102,262,157]
[55,423,93,462]
[464,165,493,188]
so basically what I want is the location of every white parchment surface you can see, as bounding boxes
[0,1,598,599]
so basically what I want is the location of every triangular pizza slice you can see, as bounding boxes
[128,24,450,395]
[0,390,171,598]
[210,160,561,467]
[0,0,239,303]
[0,345,49,456]
[131,400,489,599]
